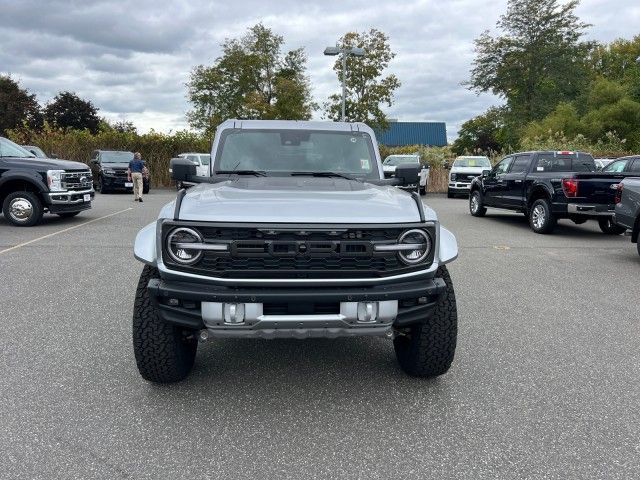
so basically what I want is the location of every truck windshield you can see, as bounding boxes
[214,129,379,179]
[454,157,491,168]
[102,151,134,163]
[535,153,595,172]
[384,155,419,166]
[0,137,36,158]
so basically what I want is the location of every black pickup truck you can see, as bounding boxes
[1,137,94,226]
[468,151,628,234]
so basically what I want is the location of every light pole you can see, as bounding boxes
[324,46,365,121]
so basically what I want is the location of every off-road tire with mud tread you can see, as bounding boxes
[133,265,197,383]
[393,265,457,378]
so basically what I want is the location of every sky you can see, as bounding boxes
[1,0,639,141]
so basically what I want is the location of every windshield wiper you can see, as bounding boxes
[215,170,268,177]
[290,171,358,181]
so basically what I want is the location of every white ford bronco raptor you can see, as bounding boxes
[133,120,458,383]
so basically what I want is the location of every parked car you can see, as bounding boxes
[595,158,616,171]
[173,152,211,189]
[21,145,53,158]
[89,150,149,194]
[613,177,640,256]
[0,137,94,226]
[447,156,492,198]
[132,120,459,383]
[382,154,429,195]
[601,155,640,174]
[468,150,631,234]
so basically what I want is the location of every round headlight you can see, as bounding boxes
[397,229,431,265]
[166,227,203,265]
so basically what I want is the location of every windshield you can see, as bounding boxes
[383,155,419,166]
[102,151,134,163]
[214,129,379,179]
[0,137,36,158]
[23,146,46,158]
[603,159,627,173]
[453,157,491,168]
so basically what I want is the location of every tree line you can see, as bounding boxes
[455,0,640,155]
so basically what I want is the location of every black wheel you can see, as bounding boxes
[419,186,426,196]
[447,190,454,199]
[143,183,150,194]
[598,218,626,235]
[57,211,80,218]
[393,265,457,378]
[2,191,44,227]
[97,176,110,194]
[637,239,640,257]
[529,198,557,234]
[469,190,487,217]
[133,266,197,383]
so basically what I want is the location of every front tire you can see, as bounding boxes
[598,218,626,235]
[469,190,487,217]
[447,189,454,199]
[419,186,426,196]
[529,198,556,234]
[133,266,197,383]
[393,266,457,378]
[2,191,44,227]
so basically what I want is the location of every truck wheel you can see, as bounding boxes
[469,190,487,217]
[97,177,110,194]
[447,189,454,199]
[393,265,457,378]
[57,212,80,218]
[419,186,426,196]
[598,218,625,235]
[2,191,44,227]
[529,198,556,234]
[133,266,197,383]
[143,183,150,194]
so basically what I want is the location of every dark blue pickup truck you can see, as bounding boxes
[468,151,630,234]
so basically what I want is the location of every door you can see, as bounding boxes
[483,156,513,207]
[502,154,532,208]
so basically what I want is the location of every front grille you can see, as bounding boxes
[162,223,435,279]
[62,171,93,190]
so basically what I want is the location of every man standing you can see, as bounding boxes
[128,152,145,202]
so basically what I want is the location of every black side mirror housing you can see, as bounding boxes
[482,169,491,177]
[50,154,58,159]
[395,164,420,187]
[170,158,197,182]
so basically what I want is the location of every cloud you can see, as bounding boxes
[1,0,639,139]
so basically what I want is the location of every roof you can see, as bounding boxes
[376,122,447,147]
[219,119,374,134]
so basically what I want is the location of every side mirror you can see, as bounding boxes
[50,153,58,159]
[170,157,197,182]
[444,162,450,170]
[482,169,491,177]
[395,164,420,187]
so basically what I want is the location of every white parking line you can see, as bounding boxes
[0,207,133,255]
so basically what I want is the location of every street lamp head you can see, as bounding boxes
[349,47,365,57]
[324,46,340,56]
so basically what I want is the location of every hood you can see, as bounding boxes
[2,157,90,171]
[101,162,130,169]
[450,166,488,174]
[170,176,433,223]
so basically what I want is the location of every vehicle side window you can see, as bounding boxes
[629,159,640,173]
[509,155,531,174]
[603,159,627,173]
[494,157,513,175]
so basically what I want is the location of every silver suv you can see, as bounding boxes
[132,120,459,383]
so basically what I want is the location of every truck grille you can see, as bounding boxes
[62,171,93,190]
[161,223,435,280]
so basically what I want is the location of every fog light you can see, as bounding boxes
[223,303,245,324]
[418,296,428,304]
[199,330,209,341]
[357,302,378,323]
[167,298,180,306]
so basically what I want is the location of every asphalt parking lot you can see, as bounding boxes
[1,190,639,479]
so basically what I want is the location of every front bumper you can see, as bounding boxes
[448,183,471,191]
[147,277,446,339]
[103,176,149,190]
[44,188,94,212]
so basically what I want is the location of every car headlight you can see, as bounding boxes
[166,227,204,265]
[450,173,456,181]
[397,229,432,265]
[47,169,65,192]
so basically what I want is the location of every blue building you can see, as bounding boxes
[376,121,447,147]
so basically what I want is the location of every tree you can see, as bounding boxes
[468,0,593,123]
[44,92,100,133]
[452,107,511,154]
[0,75,42,135]
[324,29,400,131]
[187,24,314,134]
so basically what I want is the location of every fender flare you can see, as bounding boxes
[438,224,458,265]
[0,171,48,193]
[526,182,553,205]
[134,222,158,266]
